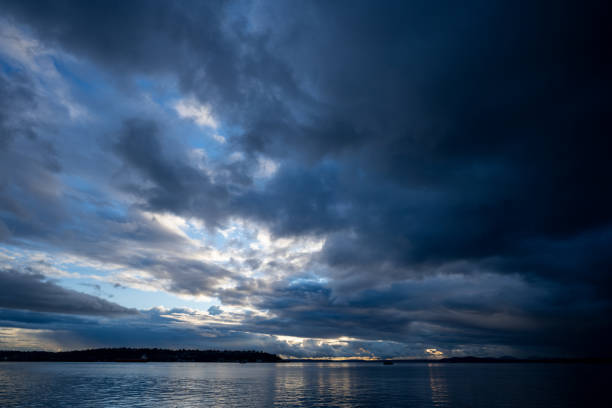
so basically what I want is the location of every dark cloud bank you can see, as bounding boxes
[0,269,136,316]
[0,0,611,357]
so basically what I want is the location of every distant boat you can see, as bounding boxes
[383,360,394,365]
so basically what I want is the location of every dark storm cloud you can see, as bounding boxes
[0,306,407,357]
[148,257,239,296]
[1,0,611,357]
[0,70,36,148]
[112,119,233,228]
[242,0,612,281]
[0,69,66,243]
[22,0,606,283]
[0,269,137,316]
[0,0,302,124]
[233,271,612,357]
[0,86,239,297]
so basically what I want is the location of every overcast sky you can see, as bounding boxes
[0,0,610,359]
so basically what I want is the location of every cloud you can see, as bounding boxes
[425,348,443,357]
[211,133,226,144]
[174,98,217,129]
[112,118,233,227]
[0,306,516,357]
[0,269,137,316]
[0,0,610,357]
[207,305,222,316]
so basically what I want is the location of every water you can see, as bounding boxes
[0,362,609,407]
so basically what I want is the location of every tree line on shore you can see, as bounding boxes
[0,348,282,362]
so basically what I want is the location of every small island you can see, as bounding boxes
[0,348,282,363]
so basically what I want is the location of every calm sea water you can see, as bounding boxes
[0,362,609,407]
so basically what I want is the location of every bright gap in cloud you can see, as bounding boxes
[174,97,218,129]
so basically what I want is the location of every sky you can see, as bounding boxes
[0,0,610,359]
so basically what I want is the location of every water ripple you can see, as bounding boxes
[0,362,609,407]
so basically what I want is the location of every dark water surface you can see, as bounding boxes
[0,362,609,407]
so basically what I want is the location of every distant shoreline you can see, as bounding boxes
[0,348,281,363]
[286,357,612,364]
[1,349,609,364]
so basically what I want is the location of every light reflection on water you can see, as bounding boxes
[0,362,609,407]
[428,363,449,407]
